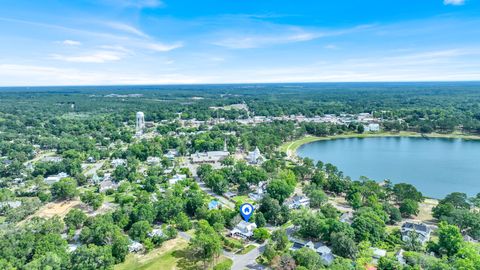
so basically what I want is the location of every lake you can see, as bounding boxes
[296,136,480,199]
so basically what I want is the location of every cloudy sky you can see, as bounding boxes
[0,0,479,86]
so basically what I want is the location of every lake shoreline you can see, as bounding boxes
[281,131,480,158]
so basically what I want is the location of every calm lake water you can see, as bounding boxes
[296,137,480,199]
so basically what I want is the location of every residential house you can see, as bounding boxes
[169,174,186,185]
[246,147,265,165]
[230,220,257,239]
[364,123,380,132]
[401,222,431,244]
[340,212,354,224]
[128,241,144,253]
[99,180,119,192]
[288,234,334,265]
[146,156,161,165]
[248,181,267,202]
[371,247,387,260]
[164,149,178,160]
[286,195,310,209]
[45,172,69,185]
[41,156,63,163]
[111,158,126,168]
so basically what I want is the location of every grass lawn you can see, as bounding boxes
[115,238,188,270]
[236,244,256,255]
[231,195,254,205]
[213,258,233,269]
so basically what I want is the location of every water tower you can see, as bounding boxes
[136,112,145,133]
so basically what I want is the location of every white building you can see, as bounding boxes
[364,123,380,132]
[248,181,267,202]
[99,180,119,192]
[286,195,310,209]
[289,236,334,265]
[45,172,69,185]
[246,147,265,165]
[164,149,178,160]
[231,220,257,239]
[136,112,145,134]
[128,241,144,253]
[146,156,161,165]
[41,156,63,163]
[148,228,164,238]
[169,174,187,185]
[190,151,229,164]
[111,159,126,168]
[0,200,22,209]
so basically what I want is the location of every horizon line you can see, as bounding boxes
[1,80,480,88]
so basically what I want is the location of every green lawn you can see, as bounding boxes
[236,244,256,255]
[115,239,188,270]
[231,195,254,205]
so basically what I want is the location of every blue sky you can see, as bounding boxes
[0,0,479,86]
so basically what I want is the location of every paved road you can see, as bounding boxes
[230,244,266,270]
[195,177,235,209]
[83,161,105,176]
[178,230,265,270]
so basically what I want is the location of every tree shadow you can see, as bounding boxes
[173,248,203,270]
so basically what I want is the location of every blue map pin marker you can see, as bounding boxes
[240,203,254,222]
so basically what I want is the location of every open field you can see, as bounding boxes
[21,199,81,223]
[280,131,480,157]
[115,238,188,270]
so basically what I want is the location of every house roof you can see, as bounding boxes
[402,222,429,233]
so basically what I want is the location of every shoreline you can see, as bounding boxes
[281,131,480,158]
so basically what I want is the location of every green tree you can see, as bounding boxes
[175,212,193,231]
[255,212,266,228]
[188,220,222,268]
[393,183,423,202]
[71,244,115,270]
[308,189,328,208]
[435,222,464,257]
[51,178,77,200]
[271,229,289,251]
[331,232,358,259]
[253,228,270,243]
[64,208,87,230]
[399,199,419,217]
[351,209,386,243]
[292,247,323,269]
[129,220,152,242]
[80,190,104,210]
[267,179,294,204]
[378,255,402,270]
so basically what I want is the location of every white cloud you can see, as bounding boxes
[444,0,465,6]
[212,30,322,49]
[62,40,81,46]
[324,44,338,50]
[211,22,372,49]
[143,42,183,52]
[105,22,149,38]
[51,51,124,63]
[102,0,163,8]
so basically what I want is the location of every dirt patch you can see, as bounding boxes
[414,198,438,224]
[31,200,81,219]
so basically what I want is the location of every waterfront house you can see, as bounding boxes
[401,222,431,244]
